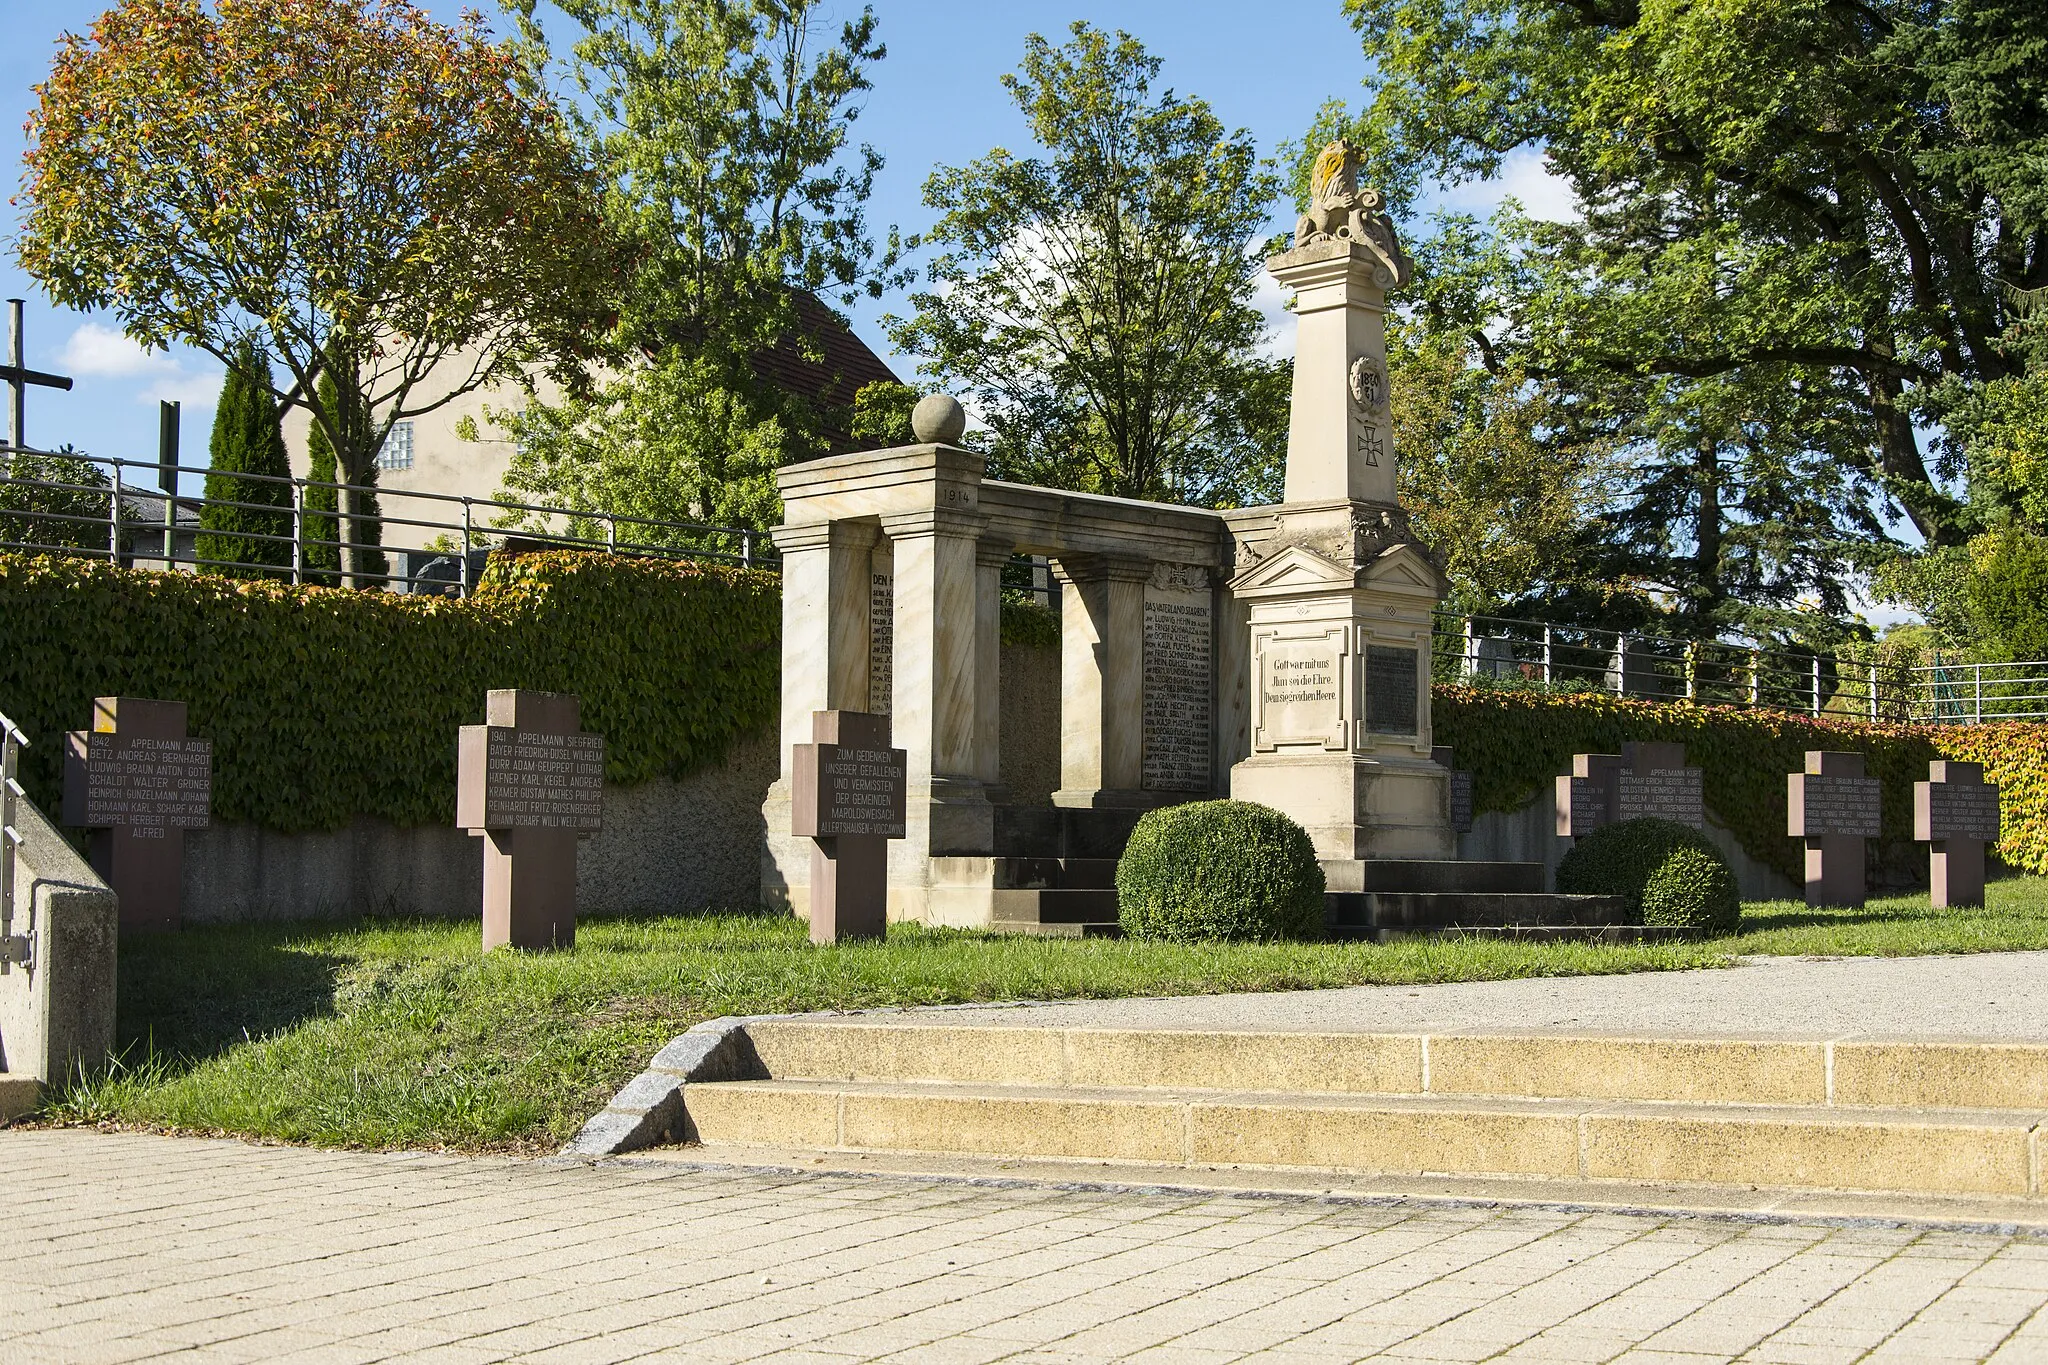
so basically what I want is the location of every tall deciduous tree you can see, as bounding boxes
[889,24,1287,507]
[18,0,615,581]
[1315,0,2048,550]
[197,345,293,578]
[487,0,895,533]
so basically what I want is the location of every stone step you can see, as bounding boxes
[1324,860,1547,895]
[738,1021,2048,1112]
[988,857,1120,891]
[0,1073,40,1123]
[681,1077,2048,1199]
[1327,891,1637,932]
[992,806,1143,860]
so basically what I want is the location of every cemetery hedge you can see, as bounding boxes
[0,551,778,832]
[1434,687,2048,884]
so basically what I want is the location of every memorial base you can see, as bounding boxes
[1930,839,1986,909]
[1230,752,1453,862]
[483,827,577,952]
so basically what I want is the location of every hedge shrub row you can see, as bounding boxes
[1433,686,2048,882]
[0,552,778,832]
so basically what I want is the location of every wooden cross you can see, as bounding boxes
[0,300,74,452]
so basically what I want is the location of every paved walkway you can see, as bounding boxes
[8,1130,2048,1364]
[875,951,2048,1039]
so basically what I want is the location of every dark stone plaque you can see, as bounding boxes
[1449,770,1474,834]
[1616,769,1704,828]
[792,742,908,839]
[1141,583,1212,793]
[459,727,605,832]
[1365,645,1419,735]
[63,733,211,830]
[1919,782,2000,842]
[868,570,893,714]
[1789,774,1881,838]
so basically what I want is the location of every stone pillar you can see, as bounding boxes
[763,520,878,914]
[1052,554,1149,808]
[973,537,1014,792]
[883,506,992,857]
[1272,239,1404,506]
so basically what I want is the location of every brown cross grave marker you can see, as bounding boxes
[1787,750,1880,907]
[1915,761,2000,908]
[60,697,211,932]
[791,710,907,945]
[1556,741,1703,839]
[456,689,604,952]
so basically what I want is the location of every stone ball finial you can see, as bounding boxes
[911,393,967,445]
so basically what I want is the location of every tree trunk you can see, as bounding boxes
[1693,431,1723,628]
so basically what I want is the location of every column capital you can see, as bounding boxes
[1051,553,1153,587]
[975,536,1017,570]
[771,520,879,554]
[880,508,988,541]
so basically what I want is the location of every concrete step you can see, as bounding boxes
[0,1073,40,1123]
[1325,860,1547,895]
[1327,891,1637,932]
[682,1077,2048,1199]
[739,1021,2048,1112]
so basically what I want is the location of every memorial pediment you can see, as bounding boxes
[1358,543,1445,596]
[1228,543,1352,597]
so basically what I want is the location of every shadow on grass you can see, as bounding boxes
[117,923,345,1067]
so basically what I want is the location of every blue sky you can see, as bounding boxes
[0,0,1569,476]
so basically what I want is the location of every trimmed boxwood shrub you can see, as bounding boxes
[1556,817,1741,936]
[1115,800,1326,942]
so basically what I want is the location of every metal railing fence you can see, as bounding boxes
[1437,612,2048,726]
[0,709,29,974]
[0,451,768,594]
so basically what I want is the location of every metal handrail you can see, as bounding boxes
[0,709,29,974]
[0,450,771,593]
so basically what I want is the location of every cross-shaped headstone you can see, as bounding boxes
[1787,750,1880,907]
[1915,760,2001,908]
[791,710,906,944]
[61,697,211,932]
[1556,741,1703,838]
[0,300,74,452]
[456,689,604,952]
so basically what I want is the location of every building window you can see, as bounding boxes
[377,421,414,471]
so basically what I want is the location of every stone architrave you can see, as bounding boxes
[790,711,907,944]
[1555,742,1702,839]
[1915,761,2001,909]
[457,690,604,952]
[1787,750,1880,908]
[61,697,211,932]
[1432,746,1474,835]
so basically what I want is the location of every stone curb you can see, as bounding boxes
[563,1013,798,1158]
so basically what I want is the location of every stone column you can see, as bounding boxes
[974,537,1014,793]
[883,507,992,856]
[1271,239,1402,507]
[1052,555,1149,808]
[763,520,877,912]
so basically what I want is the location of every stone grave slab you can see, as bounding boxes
[457,689,604,951]
[791,710,906,944]
[61,697,210,932]
[1915,760,2000,908]
[1787,750,1879,907]
[1556,742,1702,839]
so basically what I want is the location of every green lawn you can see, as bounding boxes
[33,875,2048,1154]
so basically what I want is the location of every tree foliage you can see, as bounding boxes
[18,0,615,579]
[197,345,293,578]
[0,448,110,554]
[890,24,1287,507]
[1313,0,2048,561]
[489,0,896,531]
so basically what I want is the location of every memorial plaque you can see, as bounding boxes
[1432,746,1474,834]
[61,697,210,932]
[63,732,212,830]
[1141,565,1212,793]
[1257,633,1344,748]
[1557,744,1701,838]
[1616,769,1704,827]
[791,711,906,944]
[868,568,893,714]
[792,742,908,839]
[1788,774,1882,838]
[457,727,605,832]
[1918,781,2001,843]
[1365,645,1419,735]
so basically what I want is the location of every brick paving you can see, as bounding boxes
[7,1130,2048,1363]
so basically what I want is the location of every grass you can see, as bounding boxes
[31,874,2048,1154]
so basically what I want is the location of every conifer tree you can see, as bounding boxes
[196,343,293,577]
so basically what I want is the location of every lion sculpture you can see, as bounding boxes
[1293,140,1414,288]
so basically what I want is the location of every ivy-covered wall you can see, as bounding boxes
[0,552,779,833]
[1435,686,2048,883]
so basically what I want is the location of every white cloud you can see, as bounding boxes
[140,370,223,411]
[1437,147,1581,223]
[1251,266,1294,365]
[59,322,178,378]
